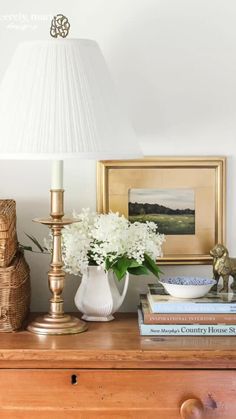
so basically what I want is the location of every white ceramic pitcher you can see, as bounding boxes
[74,265,129,321]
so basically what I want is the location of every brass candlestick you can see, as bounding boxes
[27,189,87,335]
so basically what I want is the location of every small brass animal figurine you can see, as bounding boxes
[210,244,236,293]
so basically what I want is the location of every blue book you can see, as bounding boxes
[137,309,236,336]
[147,284,236,314]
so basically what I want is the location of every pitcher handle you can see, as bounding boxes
[119,272,129,307]
[110,271,129,313]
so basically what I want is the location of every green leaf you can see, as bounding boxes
[111,257,132,281]
[128,265,149,276]
[128,259,142,268]
[111,256,141,281]
[25,233,44,253]
[112,266,124,281]
[105,257,116,271]
[108,255,161,281]
[19,245,33,252]
[143,253,162,278]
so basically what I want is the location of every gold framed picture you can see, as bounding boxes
[97,157,226,265]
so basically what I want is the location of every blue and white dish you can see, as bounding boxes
[159,277,217,299]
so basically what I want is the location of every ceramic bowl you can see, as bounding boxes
[159,277,217,299]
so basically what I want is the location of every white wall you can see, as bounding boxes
[0,0,235,312]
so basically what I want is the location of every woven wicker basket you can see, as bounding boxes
[0,252,30,332]
[0,200,18,267]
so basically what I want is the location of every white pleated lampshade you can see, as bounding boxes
[0,39,141,159]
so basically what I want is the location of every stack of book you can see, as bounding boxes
[138,284,236,336]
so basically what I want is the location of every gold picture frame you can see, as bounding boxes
[97,157,226,265]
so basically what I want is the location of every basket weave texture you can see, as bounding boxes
[0,199,30,331]
[0,252,30,332]
[0,200,18,267]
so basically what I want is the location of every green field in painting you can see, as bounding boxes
[129,214,195,235]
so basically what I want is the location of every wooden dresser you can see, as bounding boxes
[0,313,236,418]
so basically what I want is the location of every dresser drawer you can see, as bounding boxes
[0,369,235,418]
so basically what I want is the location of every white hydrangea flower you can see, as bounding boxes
[61,209,165,276]
[90,212,129,267]
[126,221,164,264]
[62,208,95,275]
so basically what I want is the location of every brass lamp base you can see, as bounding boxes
[27,187,88,336]
[27,313,87,335]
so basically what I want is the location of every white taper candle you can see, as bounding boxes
[51,160,64,189]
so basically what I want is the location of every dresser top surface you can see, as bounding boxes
[0,313,235,369]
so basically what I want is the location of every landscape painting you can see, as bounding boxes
[128,188,195,235]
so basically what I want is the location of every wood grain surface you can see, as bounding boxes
[0,369,235,418]
[1,314,236,418]
[0,313,236,369]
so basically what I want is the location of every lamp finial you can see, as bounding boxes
[50,14,70,38]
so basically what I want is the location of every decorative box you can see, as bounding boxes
[0,200,18,267]
[0,252,30,332]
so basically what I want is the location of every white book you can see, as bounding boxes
[137,309,236,336]
[147,285,236,314]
